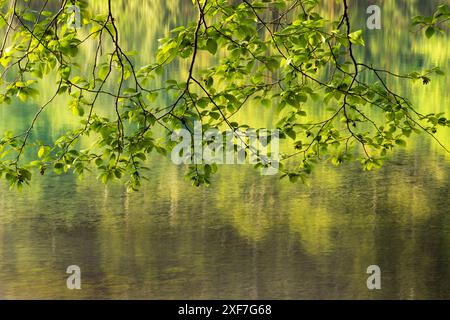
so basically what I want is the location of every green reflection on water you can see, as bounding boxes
[0,0,449,299]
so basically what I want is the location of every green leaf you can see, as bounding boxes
[22,12,35,22]
[266,58,280,72]
[349,30,365,46]
[38,146,46,158]
[98,65,110,81]
[205,39,218,55]
[285,128,296,140]
[147,92,158,102]
[60,66,71,80]
[425,26,435,38]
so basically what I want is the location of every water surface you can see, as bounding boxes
[0,0,449,299]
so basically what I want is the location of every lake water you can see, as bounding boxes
[0,0,449,299]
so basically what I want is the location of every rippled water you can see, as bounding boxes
[0,0,449,299]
